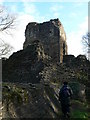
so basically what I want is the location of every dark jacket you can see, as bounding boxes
[59,85,73,105]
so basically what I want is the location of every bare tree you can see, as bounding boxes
[82,32,90,49]
[0,40,13,58]
[0,5,16,58]
[82,32,90,59]
[0,5,16,33]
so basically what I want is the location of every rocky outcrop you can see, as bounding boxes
[2,82,61,118]
[2,42,47,83]
[23,18,67,63]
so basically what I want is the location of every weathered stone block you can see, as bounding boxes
[23,18,68,63]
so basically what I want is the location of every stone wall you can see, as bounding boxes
[2,43,45,83]
[23,18,67,63]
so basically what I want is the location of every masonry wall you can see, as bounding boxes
[23,19,67,63]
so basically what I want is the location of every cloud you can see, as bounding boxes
[22,2,37,15]
[53,12,60,18]
[8,4,18,13]
[0,1,51,56]
[1,1,88,58]
[69,12,77,18]
[0,0,89,2]
[0,2,47,53]
[50,4,63,18]
[21,0,40,15]
[0,1,40,53]
[19,0,90,2]
[0,12,35,52]
[50,4,63,12]
[67,16,88,56]
[0,0,5,4]
[73,2,85,7]
[78,17,88,35]
[88,17,90,32]
[67,32,84,56]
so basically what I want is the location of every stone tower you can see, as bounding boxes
[23,18,68,63]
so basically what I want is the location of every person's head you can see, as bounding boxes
[63,81,68,85]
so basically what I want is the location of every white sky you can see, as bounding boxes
[0,1,89,57]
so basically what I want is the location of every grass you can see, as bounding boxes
[71,110,88,119]
[71,100,89,119]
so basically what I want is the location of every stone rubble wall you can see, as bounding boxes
[23,19,68,63]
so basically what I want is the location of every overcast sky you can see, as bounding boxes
[0,0,88,57]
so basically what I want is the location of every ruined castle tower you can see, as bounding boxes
[23,18,68,63]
